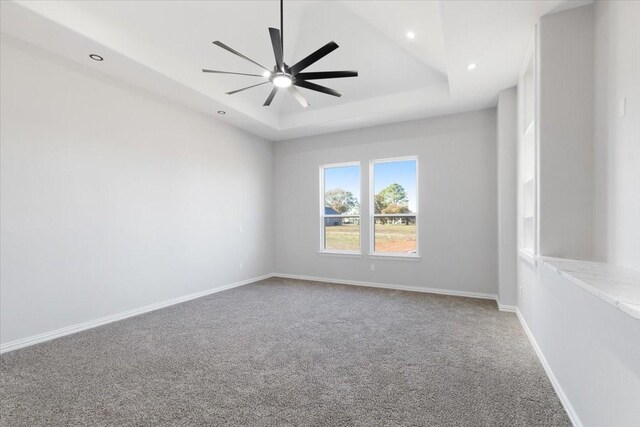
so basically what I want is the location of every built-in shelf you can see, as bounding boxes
[541,257,640,320]
[524,120,534,136]
[519,248,536,267]
[519,36,537,257]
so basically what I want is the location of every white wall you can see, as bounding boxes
[516,4,640,426]
[497,88,518,307]
[0,36,274,346]
[518,261,640,427]
[593,0,640,272]
[538,4,594,260]
[274,109,498,297]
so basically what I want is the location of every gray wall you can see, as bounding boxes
[274,109,498,297]
[497,88,518,307]
[0,37,274,345]
[538,5,594,260]
[592,0,640,272]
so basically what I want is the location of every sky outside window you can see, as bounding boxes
[374,160,417,213]
[324,165,360,204]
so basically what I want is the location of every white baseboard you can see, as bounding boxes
[1,273,498,354]
[0,273,273,354]
[515,309,581,427]
[273,272,498,301]
[2,271,579,426]
[497,302,518,313]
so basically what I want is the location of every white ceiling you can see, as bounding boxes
[0,0,590,141]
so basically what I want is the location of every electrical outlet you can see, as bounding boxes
[370,264,375,272]
[239,262,244,270]
[619,97,626,117]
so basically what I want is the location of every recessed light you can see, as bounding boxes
[467,63,477,70]
[89,54,103,61]
[262,70,271,78]
[217,110,226,115]
[406,31,416,40]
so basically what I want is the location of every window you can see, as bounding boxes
[320,162,361,253]
[370,157,418,256]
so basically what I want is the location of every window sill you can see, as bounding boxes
[541,256,640,321]
[317,251,362,258]
[368,253,421,261]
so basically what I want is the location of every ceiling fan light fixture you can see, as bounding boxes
[273,74,292,88]
[202,0,357,107]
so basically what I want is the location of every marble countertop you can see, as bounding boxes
[540,257,640,320]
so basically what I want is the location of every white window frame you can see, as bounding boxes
[319,161,362,255]
[369,156,419,259]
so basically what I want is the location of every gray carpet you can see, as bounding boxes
[1,278,570,426]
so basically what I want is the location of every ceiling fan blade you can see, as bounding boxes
[289,41,339,75]
[293,80,342,97]
[268,28,284,72]
[202,69,264,77]
[226,81,270,95]
[264,87,278,106]
[288,86,309,108]
[213,41,271,72]
[295,71,358,80]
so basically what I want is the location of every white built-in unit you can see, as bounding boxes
[518,34,537,265]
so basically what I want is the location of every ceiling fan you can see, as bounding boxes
[202,0,358,108]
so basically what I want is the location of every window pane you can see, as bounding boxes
[325,217,360,251]
[374,216,416,254]
[373,160,417,214]
[372,159,417,254]
[322,164,360,252]
[324,165,360,215]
